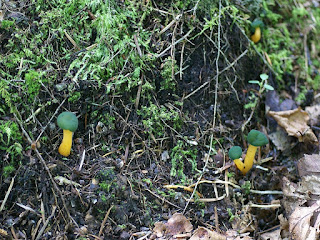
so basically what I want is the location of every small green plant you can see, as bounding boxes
[24,70,46,101]
[227,208,236,222]
[3,165,16,178]
[137,103,182,138]
[241,181,251,195]
[170,140,198,183]
[245,73,274,109]
[160,57,178,91]
[0,120,23,177]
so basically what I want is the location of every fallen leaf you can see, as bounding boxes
[297,154,320,205]
[260,228,281,240]
[153,222,166,238]
[225,230,253,239]
[231,206,255,234]
[0,229,8,237]
[190,227,226,240]
[281,177,307,216]
[306,105,320,126]
[289,201,320,240]
[268,128,292,153]
[166,213,193,236]
[0,10,4,22]
[298,154,320,177]
[278,214,291,239]
[268,108,318,144]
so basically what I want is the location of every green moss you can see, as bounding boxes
[137,103,182,138]
[170,140,198,183]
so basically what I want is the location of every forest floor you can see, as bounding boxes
[1,0,320,239]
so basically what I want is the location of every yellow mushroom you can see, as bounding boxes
[229,146,246,174]
[57,112,78,157]
[250,19,264,43]
[242,130,268,175]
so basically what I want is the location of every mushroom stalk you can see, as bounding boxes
[58,129,73,157]
[251,27,261,43]
[242,144,258,175]
[233,158,246,174]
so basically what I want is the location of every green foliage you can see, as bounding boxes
[3,165,16,178]
[0,121,22,148]
[0,120,23,177]
[227,208,236,222]
[68,91,81,103]
[160,57,178,91]
[138,103,182,137]
[245,73,273,109]
[261,0,282,23]
[97,168,117,202]
[241,181,251,195]
[0,20,15,30]
[170,140,198,183]
[24,70,43,101]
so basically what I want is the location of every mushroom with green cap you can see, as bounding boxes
[250,19,264,43]
[57,111,78,157]
[229,146,246,174]
[242,129,268,174]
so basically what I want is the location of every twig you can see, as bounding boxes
[158,14,182,36]
[35,205,57,240]
[0,176,15,212]
[131,34,142,113]
[163,185,203,198]
[249,203,281,208]
[78,149,86,171]
[212,0,222,129]
[144,187,182,210]
[179,40,186,80]
[64,29,80,50]
[188,179,283,195]
[98,205,114,237]
[214,206,220,233]
[156,28,194,58]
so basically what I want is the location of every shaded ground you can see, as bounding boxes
[1,0,320,239]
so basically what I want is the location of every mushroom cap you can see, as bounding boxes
[250,19,264,31]
[229,146,242,160]
[247,130,268,146]
[57,111,78,132]
[251,19,264,28]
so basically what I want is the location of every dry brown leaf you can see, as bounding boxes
[260,229,281,240]
[0,229,8,237]
[289,200,320,240]
[231,206,255,234]
[281,177,307,215]
[153,222,167,238]
[225,230,253,239]
[151,213,193,239]
[306,105,320,126]
[268,108,318,144]
[190,227,226,240]
[0,10,4,22]
[268,128,292,152]
[298,154,320,177]
[166,213,193,236]
[278,214,291,239]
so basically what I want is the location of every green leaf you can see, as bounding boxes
[264,84,274,91]
[248,80,260,84]
[260,73,268,81]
